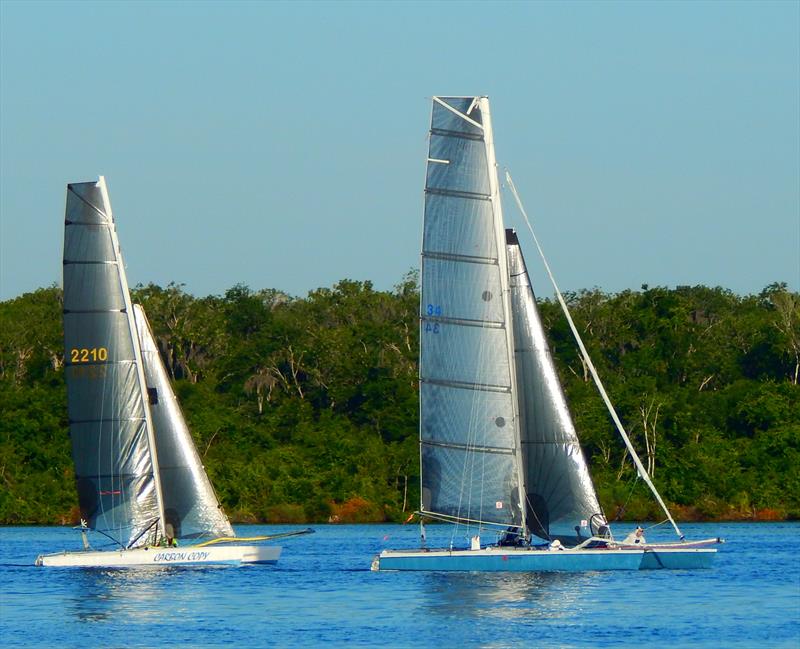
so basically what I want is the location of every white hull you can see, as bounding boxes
[373,543,717,572]
[35,543,281,568]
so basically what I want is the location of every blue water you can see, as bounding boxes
[1,522,798,647]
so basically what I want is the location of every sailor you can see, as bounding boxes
[498,526,518,547]
[161,523,178,547]
[622,526,646,545]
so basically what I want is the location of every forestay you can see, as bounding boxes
[419,96,524,530]
[507,230,607,542]
[63,179,162,548]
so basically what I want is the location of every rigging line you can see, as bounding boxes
[504,169,684,541]
[193,528,315,547]
[614,472,641,522]
[523,492,550,542]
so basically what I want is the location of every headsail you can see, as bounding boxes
[63,178,164,548]
[134,305,234,540]
[506,229,607,542]
[419,97,524,530]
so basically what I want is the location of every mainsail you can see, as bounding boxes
[419,96,525,530]
[507,229,607,542]
[134,305,234,540]
[63,178,164,548]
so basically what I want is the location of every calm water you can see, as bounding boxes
[1,522,798,648]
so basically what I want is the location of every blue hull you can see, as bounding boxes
[376,546,716,572]
[639,548,716,570]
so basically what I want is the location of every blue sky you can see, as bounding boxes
[1,0,798,301]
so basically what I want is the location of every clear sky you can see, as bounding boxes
[1,0,798,301]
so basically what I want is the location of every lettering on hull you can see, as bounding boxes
[152,551,210,563]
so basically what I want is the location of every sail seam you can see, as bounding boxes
[75,471,153,479]
[420,314,504,329]
[422,250,497,265]
[63,260,118,265]
[65,220,112,226]
[520,440,581,445]
[70,416,146,424]
[425,187,491,201]
[420,377,511,393]
[421,439,514,455]
[63,308,126,314]
[430,127,484,142]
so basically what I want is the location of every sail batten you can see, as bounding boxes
[422,440,516,455]
[421,377,512,393]
[422,251,497,265]
[425,187,492,201]
[429,128,485,142]
[422,316,504,329]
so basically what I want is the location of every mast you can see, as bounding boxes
[99,177,168,541]
[479,98,528,539]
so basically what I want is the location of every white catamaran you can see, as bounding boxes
[37,177,310,568]
[373,96,721,572]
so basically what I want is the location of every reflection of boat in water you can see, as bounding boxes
[374,97,721,572]
[37,178,311,568]
[423,571,593,621]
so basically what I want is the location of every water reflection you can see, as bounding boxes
[66,567,209,623]
[422,571,596,622]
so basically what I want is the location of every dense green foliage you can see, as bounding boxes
[1,278,798,525]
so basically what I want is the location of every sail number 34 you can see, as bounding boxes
[425,304,442,334]
[70,347,108,363]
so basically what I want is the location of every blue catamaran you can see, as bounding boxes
[373,96,721,572]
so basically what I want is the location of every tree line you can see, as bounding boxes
[1,276,798,526]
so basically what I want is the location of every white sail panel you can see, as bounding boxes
[63,264,127,311]
[421,383,515,449]
[507,230,607,542]
[63,223,115,262]
[63,179,161,548]
[134,305,234,540]
[64,313,134,363]
[421,325,511,387]
[419,96,523,529]
[65,362,141,422]
[427,136,491,196]
[421,446,520,527]
[421,257,504,323]
[423,194,497,260]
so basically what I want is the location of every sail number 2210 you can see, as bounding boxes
[70,347,108,363]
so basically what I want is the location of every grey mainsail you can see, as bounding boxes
[506,229,607,542]
[63,178,163,548]
[419,96,524,529]
[134,305,234,540]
